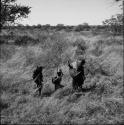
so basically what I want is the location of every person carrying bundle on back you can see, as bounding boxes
[68,59,86,91]
[32,66,44,96]
[52,68,64,91]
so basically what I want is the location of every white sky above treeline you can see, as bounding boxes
[18,0,122,25]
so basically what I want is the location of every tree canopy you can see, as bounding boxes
[0,0,31,28]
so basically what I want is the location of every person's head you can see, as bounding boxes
[81,59,85,65]
[67,60,73,69]
[57,68,63,76]
[37,66,45,72]
[58,69,62,72]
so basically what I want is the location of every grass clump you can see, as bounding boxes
[0,44,16,62]
[54,86,74,99]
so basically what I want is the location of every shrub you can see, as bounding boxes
[92,40,104,57]
[43,37,68,70]
[85,58,101,76]
[85,57,116,77]
[0,39,6,44]
[0,35,16,44]
[15,35,39,46]
[0,99,9,110]
[73,39,88,57]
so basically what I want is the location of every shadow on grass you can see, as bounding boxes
[81,83,97,93]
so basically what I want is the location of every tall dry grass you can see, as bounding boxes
[0,29,123,124]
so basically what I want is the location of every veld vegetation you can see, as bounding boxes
[0,26,123,124]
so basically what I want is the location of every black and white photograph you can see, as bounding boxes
[0,0,123,124]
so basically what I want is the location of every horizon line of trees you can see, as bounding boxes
[0,0,123,35]
[2,22,122,34]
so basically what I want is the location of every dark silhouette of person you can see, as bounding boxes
[68,59,86,91]
[52,69,64,90]
[32,66,44,96]
[76,59,86,89]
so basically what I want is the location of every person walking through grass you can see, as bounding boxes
[68,59,86,91]
[32,66,44,96]
[52,68,64,91]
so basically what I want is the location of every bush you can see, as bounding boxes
[92,40,104,57]
[73,39,88,59]
[15,35,39,46]
[85,56,116,77]
[43,37,68,70]
[0,99,9,110]
[85,58,101,76]
[0,35,15,44]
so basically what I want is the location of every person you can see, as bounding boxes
[32,66,44,96]
[68,59,86,91]
[52,68,64,90]
[77,59,85,72]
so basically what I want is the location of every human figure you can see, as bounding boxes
[68,59,86,91]
[52,69,64,90]
[32,66,44,96]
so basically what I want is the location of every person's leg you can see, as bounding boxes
[38,83,43,96]
[78,84,83,91]
[78,77,84,92]
[57,79,63,89]
[72,79,78,90]
[38,87,41,96]
[55,84,58,90]
[60,84,64,88]
[58,83,64,89]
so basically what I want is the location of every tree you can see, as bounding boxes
[56,24,65,31]
[74,24,84,31]
[102,14,123,34]
[82,22,90,31]
[37,24,42,28]
[82,22,89,26]
[74,23,90,31]
[115,0,122,2]
[0,0,31,30]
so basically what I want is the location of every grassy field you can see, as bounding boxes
[0,28,123,124]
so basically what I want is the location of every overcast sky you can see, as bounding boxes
[18,0,122,25]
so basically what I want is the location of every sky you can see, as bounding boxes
[18,0,122,25]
